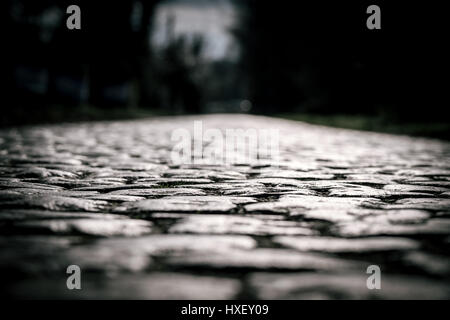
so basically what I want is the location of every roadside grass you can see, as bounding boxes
[275,113,450,141]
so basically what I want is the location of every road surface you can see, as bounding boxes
[1,114,449,299]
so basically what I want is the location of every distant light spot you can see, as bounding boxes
[240,100,252,112]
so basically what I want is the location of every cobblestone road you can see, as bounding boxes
[1,115,449,299]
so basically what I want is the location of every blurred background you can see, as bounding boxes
[3,0,449,139]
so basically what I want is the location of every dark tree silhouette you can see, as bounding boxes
[233,0,448,120]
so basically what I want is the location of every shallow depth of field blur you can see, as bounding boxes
[3,0,449,139]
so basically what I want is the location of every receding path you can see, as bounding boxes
[1,114,449,299]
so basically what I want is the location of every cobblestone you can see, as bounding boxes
[1,114,449,299]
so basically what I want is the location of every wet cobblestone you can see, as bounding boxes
[1,114,449,299]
